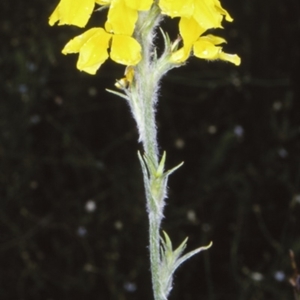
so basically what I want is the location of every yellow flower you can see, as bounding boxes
[158,0,240,65]
[193,35,241,65]
[171,17,240,65]
[62,28,142,74]
[159,0,194,19]
[159,0,232,29]
[115,65,135,89]
[49,0,104,28]
[105,0,137,35]
[105,0,154,36]
[48,0,154,31]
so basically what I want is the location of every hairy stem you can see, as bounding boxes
[131,6,165,300]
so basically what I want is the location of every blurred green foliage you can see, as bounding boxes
[0,0,300,299]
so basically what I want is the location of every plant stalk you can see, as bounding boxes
[131,6,165,300]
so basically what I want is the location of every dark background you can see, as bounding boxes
[1,0,300,299]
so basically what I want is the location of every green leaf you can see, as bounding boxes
[159,231,213,298]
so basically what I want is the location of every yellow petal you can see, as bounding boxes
[62,28,100,53]
[170,44,192,63]
[194,38,241,65]
[193,39,220,59]
[110,35,141,65]
[78,30,111,74]
[105,0,137,35]
[125,0,153,10]
[49,5,60,26]
[213,0,233,22]
[193,0,224,29]
[49,0,95,27]
[63,28,111,74]
[200,34,227,45]
[219,52,241,65]
[179,17,206,46]
[159,0,194,18]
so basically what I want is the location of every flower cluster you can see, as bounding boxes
[49,0,151,74]
[49,0,240,75]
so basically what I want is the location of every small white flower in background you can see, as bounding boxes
[208,125,217,134]
[77,226,87,237]
[54,96,63,105]
[187,209,197,223]
[274,271,285,282]
[18,84,28,94]
[29,181,39,189]
[30,115,41,124]
[85,200,96,212]
[83,263,98,273]
[114,220,123,230]
[294,194,300,204]
[174,138,185,149]
[251,272,264,281]
[201,223,211,232]
[234,125,244,138]
[273,101,282,111]
[95,161,105,170]
[278,148,288,158]
[26,62,37,72]
[88,87,98,96]
[123,281,137,292]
